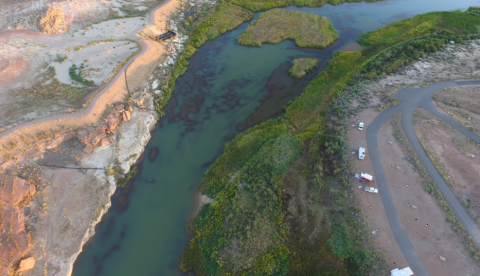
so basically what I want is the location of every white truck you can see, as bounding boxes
[359,147,365,160]
[390,267,413,276]
[364,186,378,194]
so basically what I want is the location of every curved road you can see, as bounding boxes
[367,80,480,276]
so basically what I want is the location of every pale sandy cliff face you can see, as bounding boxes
[0,89,157,276]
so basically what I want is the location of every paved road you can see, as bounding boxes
[367,80,480,276]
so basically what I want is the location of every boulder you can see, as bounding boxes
[124,110,131,121]
[106,113,120,134]
[77,129,90,144]
[100,138,111,147]
[131,91,152,108]
[115,103,125,113]
[83,144,94,154]
[17,257,35,272]
[91,125,107,146]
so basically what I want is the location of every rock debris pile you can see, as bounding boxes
[77,103,133,154]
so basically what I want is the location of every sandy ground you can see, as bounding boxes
[414,108,480,224]
[347,108,480,275]
[379,114,480,276]
[347,108,409,272]
[433,86,480,134]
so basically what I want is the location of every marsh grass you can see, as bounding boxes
[19,66,91,103]
[227,0,381,12]
[290,57,318,78]
[188,2,254,48]
[237,9,338,48]
[358,11,480,56]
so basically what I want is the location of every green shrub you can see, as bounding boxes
[69,63,95,86]
[290,57,318,78]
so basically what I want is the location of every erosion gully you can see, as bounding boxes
[73,0,480,275]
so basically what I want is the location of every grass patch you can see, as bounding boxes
[19,66,90,103]
[54,54,68,63]
[237,9,338,48]
[290,57,318,78]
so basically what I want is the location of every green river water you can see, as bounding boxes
[73,0,480,275]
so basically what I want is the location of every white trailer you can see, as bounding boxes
[390,267,413,276]
[359,147,365,160]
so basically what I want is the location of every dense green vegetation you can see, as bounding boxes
[188,2,254,48]
[227,0,380,12]
[289,57,318,78]
[237,9,338,48]
[163,4,480,276]
[69,63,95,86]
[287,51,362,130]
[358,11,480,55]
[358,11,480,79]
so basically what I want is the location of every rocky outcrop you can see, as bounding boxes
[39,7,67,34]
[0,176,35,275]
[17,257,35,273]
[77,104,133,153]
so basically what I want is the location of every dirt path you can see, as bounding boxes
[0,0,181,147]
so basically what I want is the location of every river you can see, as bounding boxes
[72,0,480,275]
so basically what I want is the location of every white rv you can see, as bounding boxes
[390,267,413,276]
[359,147,365,160]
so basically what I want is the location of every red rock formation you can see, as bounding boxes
[39,7,67,34]
[0,176,34,275]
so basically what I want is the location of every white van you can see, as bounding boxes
[359,147,365,160]
[358,122,364,130]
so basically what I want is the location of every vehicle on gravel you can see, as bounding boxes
[358,122,364,130]
[359,147,365,160]
[364,186,378,194]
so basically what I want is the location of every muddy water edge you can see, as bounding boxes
[72,0,480,275]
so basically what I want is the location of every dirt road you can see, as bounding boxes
[0,0,180,147]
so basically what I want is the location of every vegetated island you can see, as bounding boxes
[289,57,318,78]
[236,9,338,48]
[180,8,480,276]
